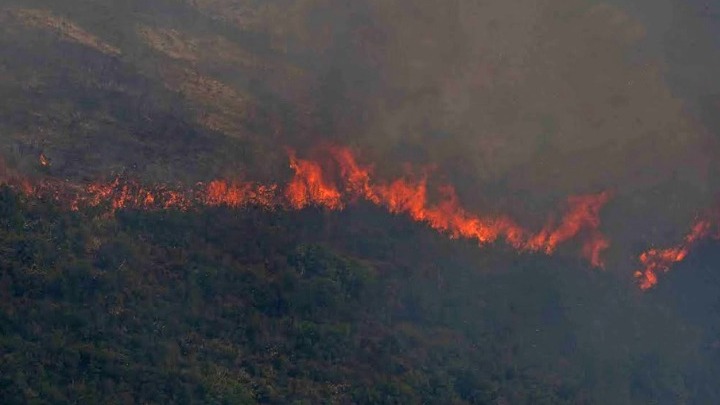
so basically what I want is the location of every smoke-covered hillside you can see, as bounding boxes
[1,0,720,403]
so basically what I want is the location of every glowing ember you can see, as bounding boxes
[201,180,277,209]
[73,178,192,212]
[39,153,50,167]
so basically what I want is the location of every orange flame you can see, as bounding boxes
[39,153,50,167]
[202,180,276,209]
[285,149,343,210]
[582,231,611,269]
[2,145,612,268]
[329,146,380,204]
[74,178,192,212]
[526,191,613,265]
[62,178,278,213]
[17,147,720,290]
[328,146,611,265]
[634,219,714,290]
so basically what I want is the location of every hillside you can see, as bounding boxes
[2,0,720,404]
[0,187,718,403]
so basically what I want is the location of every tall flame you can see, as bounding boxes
[285,149,343,210]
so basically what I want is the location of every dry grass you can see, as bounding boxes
[4,8,121,56]
[136,24,311,139]
[158,65,255,138]
[137,25,260,69]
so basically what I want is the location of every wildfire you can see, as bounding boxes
[285,149,343,210]
[63,178,279,213]
[582,232,610,269]
[291,146,612,266]
[4,145,613,269]
[525,192,612,266]
[71,178,192,211]
[634,219,715,290]
[202,180,277,209]
[329,146,380,204]
[9,144,720,290]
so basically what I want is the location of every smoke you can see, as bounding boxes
[0,156,7,180]
[256,0,720,270]
[4,0,720,285]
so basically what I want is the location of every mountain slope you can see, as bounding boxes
[1,1,720,404]
[0,187,715,404]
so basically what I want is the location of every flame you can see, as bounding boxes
[285,149,343,210]
[328,146,611,265]
[39,153,50,167]
[62,178,278,213]
[202,180,277,209]
[372,179,521,245]
[22,147,720,290]
[3,145,612,268]
[526,191,613,265]
[634,219,714,290]
[329,146,380,204]
[74,178,192,212]
[582,231,611,268]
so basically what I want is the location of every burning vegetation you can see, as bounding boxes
[634,219,718,290]
[9,144,720,289]
[6,145,612,269]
